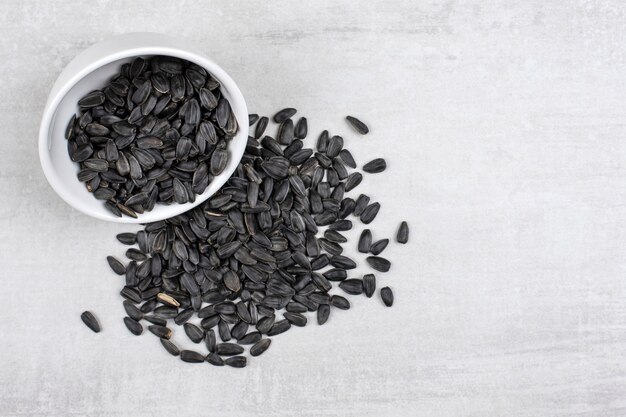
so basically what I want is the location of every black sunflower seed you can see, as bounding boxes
[225,356,247,368]
[123,317,143,335]
[363,274,376,298]
[206,352,225,366]
[180,350,205,363]
[363,158,386,173]
[360,202,380,224]
[345,172,363,192]
[284,312,307,327]
[237,331,262,345]
[216,343,244,356]
[330,295,350,310]
[250,338,271,356]
[267,319,291,336]
[294,117,308,139]
[78,91,105,108]
[123,300,143,321]
[116,233,137,245]
[370,239,389,255]
[160,338,180,356]
[345,115,369,135]
[358,229,372,253]
[380,287,394,307]
[326,135,343,158]
[273,108,297,123]
[339,279,363,295]
[148,324,172,339]
[317,304,330,325]
[80,311,101,333]
[338,149,356,168]
[183,323,204,343]
[366,256,391,272]
[107,256,126,275]
[397,221,409,243]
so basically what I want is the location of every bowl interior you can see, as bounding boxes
[45,53,248,223]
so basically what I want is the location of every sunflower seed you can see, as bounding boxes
[284,312,307,327]
[397,221,409,243]
[330,295,350,310]
[345,115,369,134]
[160,338,180,356]
[180,350,205,363]
[326,136,343,158]
[238,331,262,345]
[78,91,105,108]
[225,356,247,368]
[250,338,271,356]
[255,116,269,138]
[345,172,363,192]
[123,300,143,321]
[80,311,101,333]
[267,319,291,336]
[363,274,376,298]
[107,256,125,275]
[363,158,386,173]
[294,117,308,139]
[317,304,330,325]
[206,352,225,366]
[380,287,394,306]
[353,194,370,216]
[330,255,356,269]
[183,323,204,343]
[116,233,137,245]
[360,202,380,224]
[358,229,372,253]
[366,256,391,272]
[338,149,356,168]
[216,343,244,356]
[273,108,297,123]
[370,239,389,255]
[148,324,172,339]
[339,279,363,295]
[328,220,352,231]
[123,317,143,335]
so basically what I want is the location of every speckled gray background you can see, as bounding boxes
[2,1,626,416]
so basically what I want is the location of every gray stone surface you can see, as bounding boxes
[2,1,626,416]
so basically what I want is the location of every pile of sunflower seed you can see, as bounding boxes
[100,109,408,367]
[65,56,237,218]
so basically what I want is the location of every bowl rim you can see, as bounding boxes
[38,34,249,224]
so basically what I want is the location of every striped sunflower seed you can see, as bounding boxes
[380,287,394,307]
[345,115,369,135]
[80,311,101,333]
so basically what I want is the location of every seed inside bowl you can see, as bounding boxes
[65,56,239,218]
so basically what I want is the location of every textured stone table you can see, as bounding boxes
[2,1,626,416]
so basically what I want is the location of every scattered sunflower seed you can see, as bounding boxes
[123,317,143,335]
[363,274,376,298]
[370,239,389,256]
[358,229,372,253]
[345,115,369,135]
[273,108,297,123]
[380,287,394,307]
[250,338,272,356]
[160,338,180,356]
[80,311,101,333]
[397,221,409,243]
[180,350,205,363]
[366,256,391,272]
[104,108,405,368]
[363,158,386,174]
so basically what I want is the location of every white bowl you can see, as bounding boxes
[38,33,248,223]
